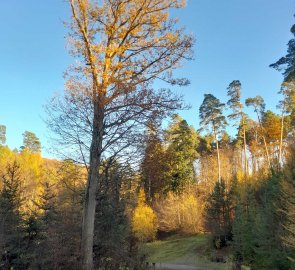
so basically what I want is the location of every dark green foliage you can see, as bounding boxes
[233,173,292,270]
[280,145,295,264]
[245,96,265,118]
[0,161,26,269]
[270,17,295,82]
[227,80,244,122]
[141,124,167,199]
[199,94,227,132]
[165,115,199,193]
[196,134,215,155]
[30,182,60,269]
[205,179,234,248]
[94,160,138,269]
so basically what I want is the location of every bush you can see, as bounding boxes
[132,189,157,242]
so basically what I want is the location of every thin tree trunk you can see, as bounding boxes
[279,112,284,167]
[242,120,248,175]
[256,111,271,168]
[213,125,221,183]
[148,177,151,200]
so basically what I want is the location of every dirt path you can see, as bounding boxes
[155,262,212,270]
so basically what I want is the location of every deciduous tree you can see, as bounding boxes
[132,188,157,242]
[47,0,193,268]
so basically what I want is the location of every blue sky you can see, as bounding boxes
[0,0,294,158]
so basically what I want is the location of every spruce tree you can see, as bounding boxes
[0,161,25,269]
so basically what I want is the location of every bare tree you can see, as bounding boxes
[46,0,193,269]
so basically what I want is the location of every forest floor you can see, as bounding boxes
[141,234,233,270]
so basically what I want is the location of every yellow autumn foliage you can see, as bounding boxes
[132,188,158,242]
[154,190,205,234]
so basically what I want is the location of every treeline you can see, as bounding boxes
[136,19,295,270]
[0,130,147,269]
[137,98,295,269]
[0,131,84,269]
[1,110,294,269]
[0,5,294,270]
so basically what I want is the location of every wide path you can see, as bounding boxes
[155,263,212,270]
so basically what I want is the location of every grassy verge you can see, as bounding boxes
[140,234,233,270]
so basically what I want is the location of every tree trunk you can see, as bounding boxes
[81,103,104,270]
[213,125,221,183]
[279,112,284,167]
[243,121,248,176]
[256,111,271,168]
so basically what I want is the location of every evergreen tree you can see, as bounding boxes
[94,160,134,269]
[199,94,227,182]
[141,123,167,200]
[270,16,295,83]
[22,131,41,153]
[233,173,291,270]
[227,80,249,175]
[205,179,234,248]
[281,144,295,263]
[246,96,271,168]
[165,115,199,192]
[29,182,59,270]
[0,161,25,269]
[0,125,6,145]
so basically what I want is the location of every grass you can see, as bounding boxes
[140,234,233,270]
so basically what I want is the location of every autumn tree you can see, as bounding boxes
[227,80,248,175]
[132,188,157,242]
[262,110,291,165]
[46,0,193,268]
[245,96,271,168]
[199,94,227,182]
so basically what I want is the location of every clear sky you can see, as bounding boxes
[0,0,294,158]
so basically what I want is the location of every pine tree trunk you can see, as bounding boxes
[213,125,221,183]
[243,122,248,175]
[279,113,284,167]
[256,111,271,168]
